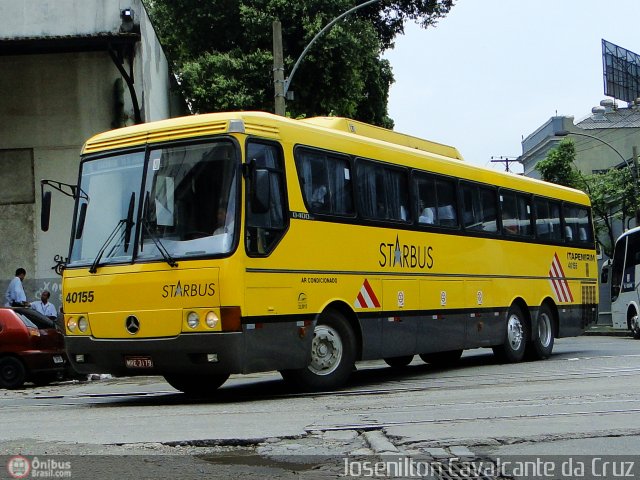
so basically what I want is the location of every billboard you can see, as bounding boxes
[602,39,640,104]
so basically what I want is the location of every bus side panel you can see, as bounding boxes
[241,322,314,373]
[416,314,466,353]
[381,279,418,357]
[416,280,467,353]
[557,282,598,337]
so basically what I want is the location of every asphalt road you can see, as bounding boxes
[0,335,639,479]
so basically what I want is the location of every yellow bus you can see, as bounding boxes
[42,111,598,394]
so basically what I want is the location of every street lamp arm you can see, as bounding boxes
[284,0,380,96]
[555,130,629,168]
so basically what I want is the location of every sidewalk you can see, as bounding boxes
[583,324,631,336]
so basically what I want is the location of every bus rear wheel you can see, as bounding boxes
[163,373,229,396]
[493,304,529,363]
[525,304,555,360]
[384,355,414,368]
[419,349,463,366]
[280,309,356,391]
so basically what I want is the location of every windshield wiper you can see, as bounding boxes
[89,193,136,274]
[141,192,178,268]
[88,219,127,274]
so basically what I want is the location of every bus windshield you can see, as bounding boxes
[69,140,238,267]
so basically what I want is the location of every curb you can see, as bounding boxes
[583,328,631,337]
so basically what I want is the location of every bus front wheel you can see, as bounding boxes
[163,373,229,396]
[493,304,529,363]
[280,309,356,391]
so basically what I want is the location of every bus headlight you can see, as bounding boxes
[67,317,78,332]
[78,316,89,333]
[205,311,219,329]
[187,311,200,329]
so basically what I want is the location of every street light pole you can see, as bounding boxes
[273,20,286,116]
[555,129,640,224]
[272,0,381,116]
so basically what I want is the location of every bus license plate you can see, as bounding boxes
[125,356,154,369]
[53,355,64,364]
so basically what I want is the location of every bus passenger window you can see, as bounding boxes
[414,174,457,227]
[563,204,593,245]
[462,183,497,232]
[356,160,410,222]
[501,191,532,236]
[295,148,353,216]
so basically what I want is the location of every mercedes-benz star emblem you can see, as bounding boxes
[125,315,140,335]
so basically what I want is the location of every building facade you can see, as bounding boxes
[0,0,182,307]
[519,99,640,323]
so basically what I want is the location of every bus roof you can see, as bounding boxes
[616,225,640,242]
[299,116,464,161]
[82,111,590,206]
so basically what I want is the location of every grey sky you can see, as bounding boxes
[383,0,640,172]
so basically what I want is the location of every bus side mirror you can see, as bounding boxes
[75,203,88,239]
[251,168,271,214]
[600,259,611,284]
[41,191,52,232]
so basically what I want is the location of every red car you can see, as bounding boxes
[0,307,66,389]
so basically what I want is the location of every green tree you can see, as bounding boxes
[142,0,454,126]
[535,139,581,189]
[586,168,637,257]
[536,139,639,256]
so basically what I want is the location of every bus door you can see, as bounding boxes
[610,233,640,330]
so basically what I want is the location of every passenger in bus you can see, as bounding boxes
[310,185,327,210]
[214,206,233,235]
[419,207,435,224]
[565,226,573,241]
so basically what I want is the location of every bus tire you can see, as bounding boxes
[525,303,555,360]
[419,349,463,366]
[280,309,356,391]
[629,308,640,339]
[384,355,414,368]
[493,304,529,363]
[163,373,229,396]
[0,356,27,389]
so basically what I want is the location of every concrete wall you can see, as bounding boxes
[1,0,138,38]
[0,0,176,307]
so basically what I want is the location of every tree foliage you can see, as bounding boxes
[535,139,581,188]
[536,139,639,257]
[142,0,454,126]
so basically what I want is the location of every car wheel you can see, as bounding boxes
[163,373,230,396]
[384,355,414,368]
[0,356,27,389]
[280,309,356,391]
[493,304,529,363]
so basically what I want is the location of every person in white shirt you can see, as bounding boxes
[31,290,57,320]
[4,268,29,307]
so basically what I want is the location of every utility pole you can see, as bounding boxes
[272,20,286,116]
[490,156,518,173]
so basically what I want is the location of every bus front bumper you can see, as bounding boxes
[65,328,312,377]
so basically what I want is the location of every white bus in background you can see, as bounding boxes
[601,226,640,338]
